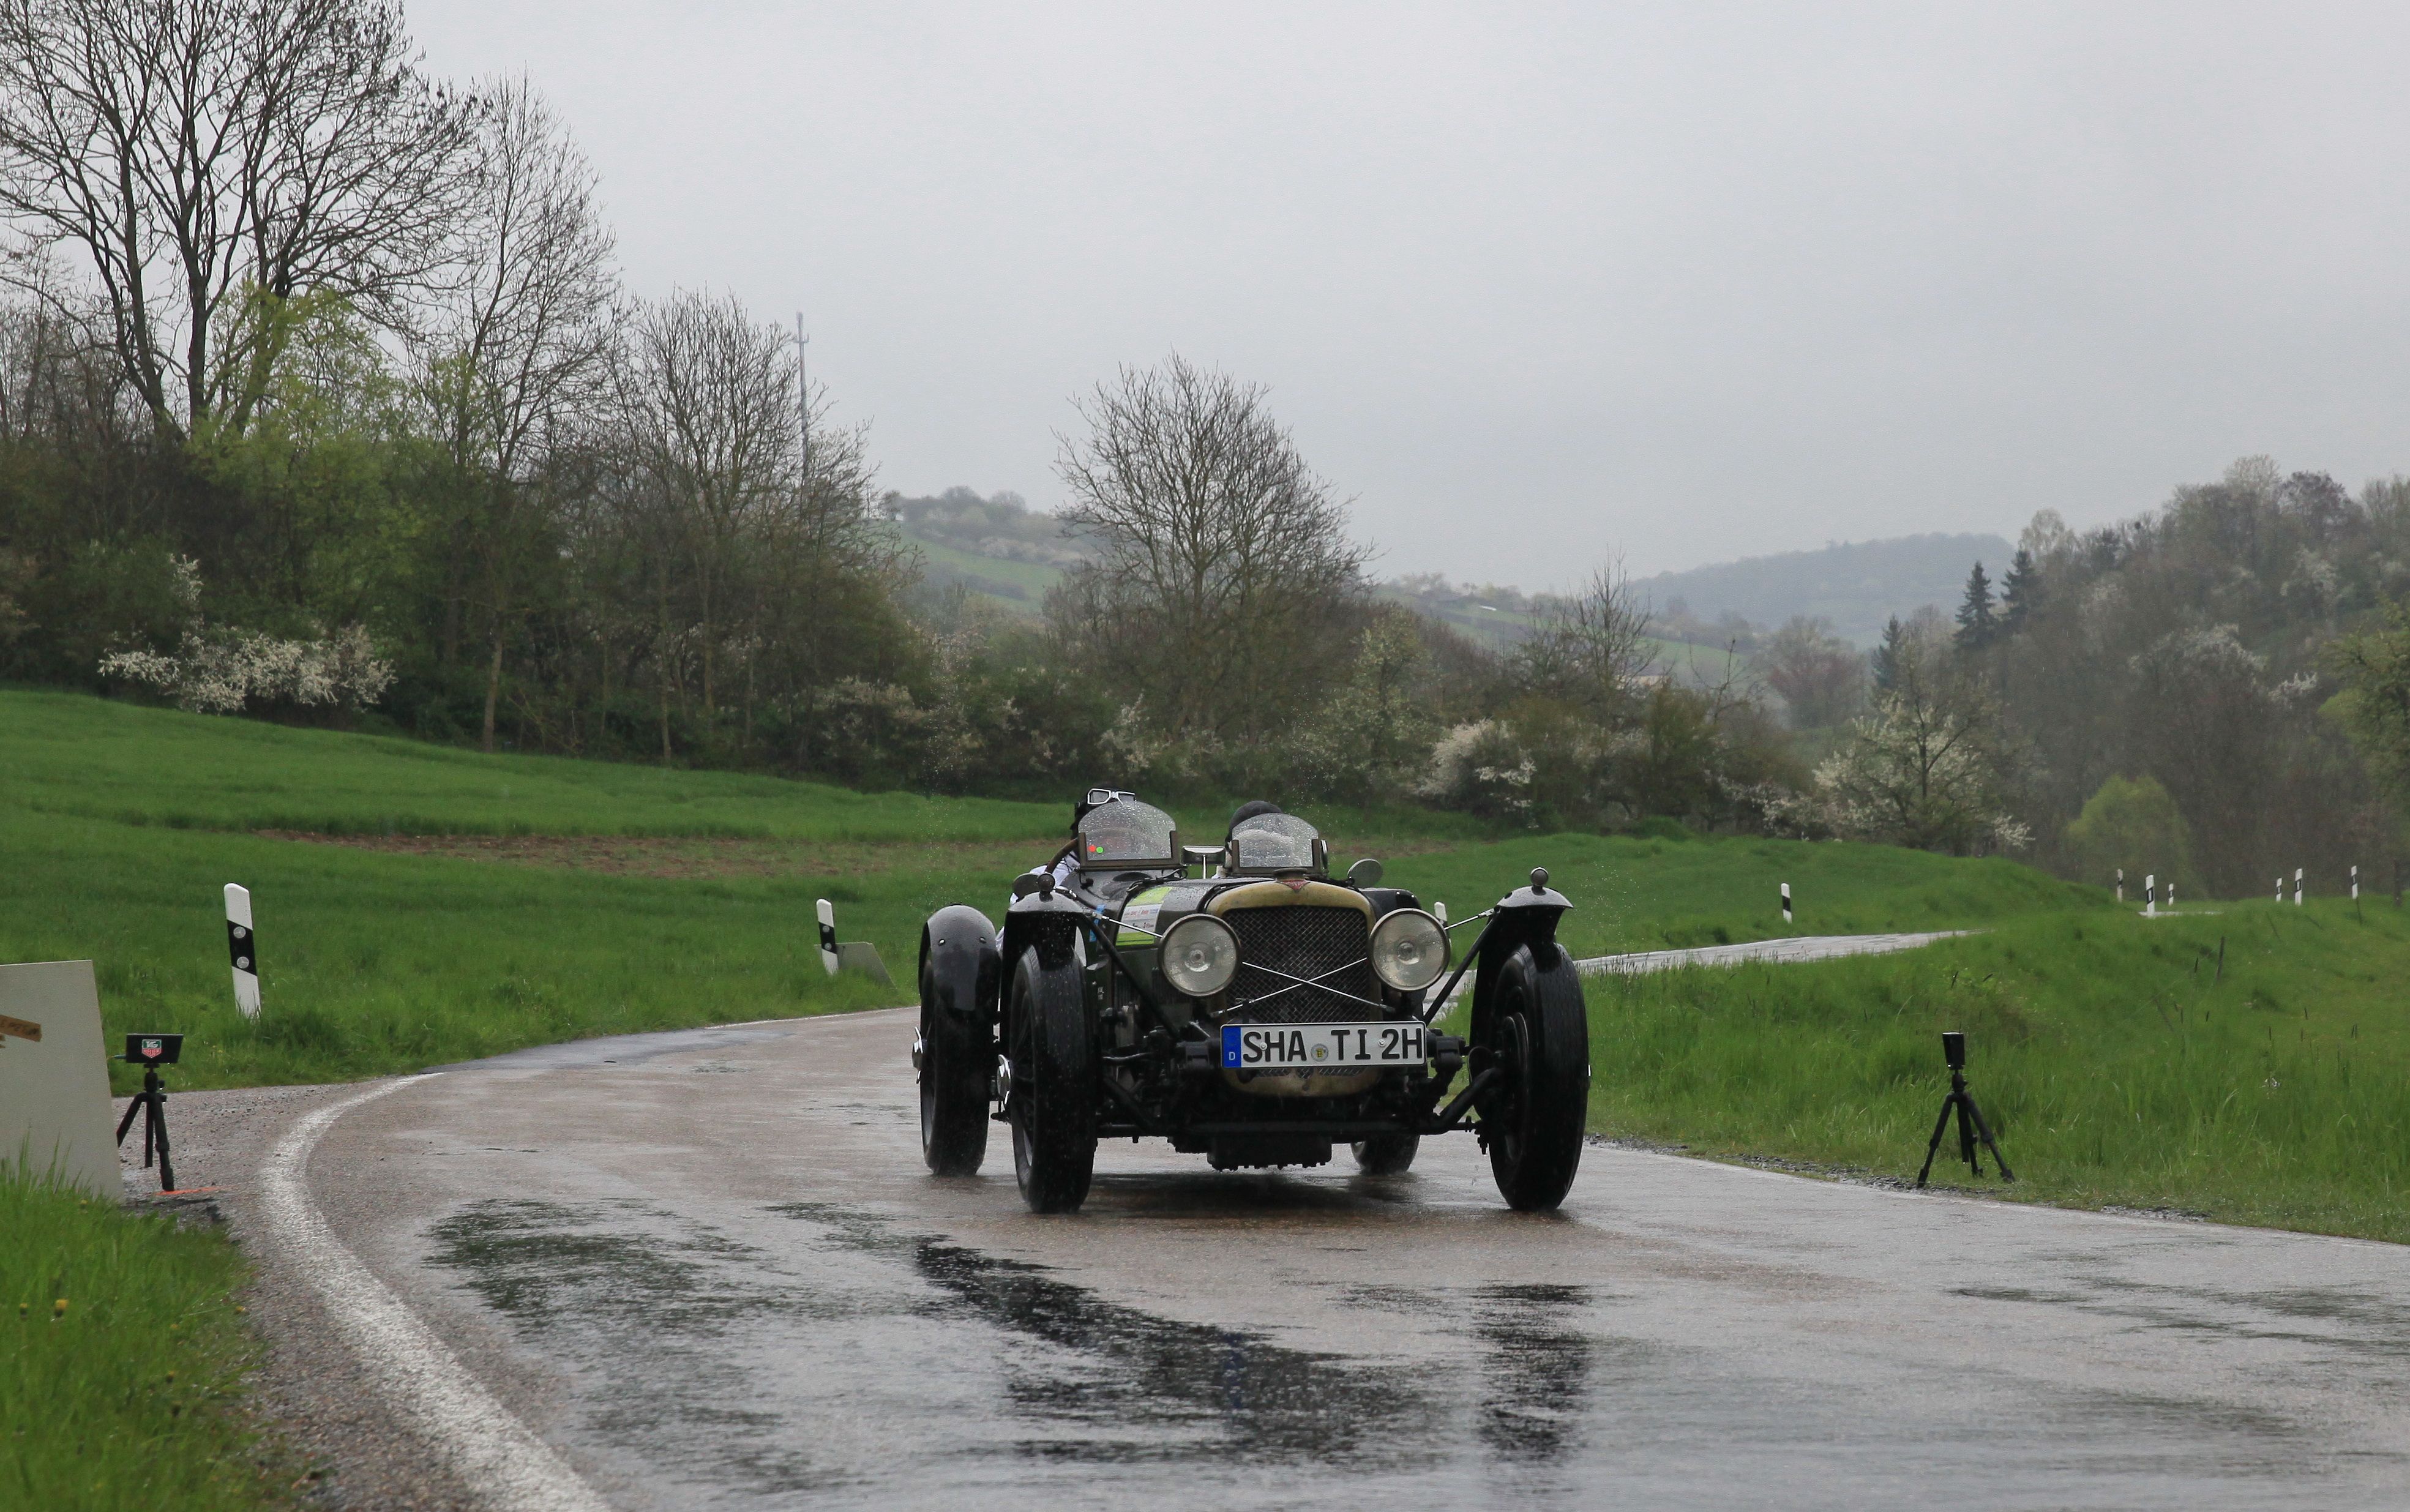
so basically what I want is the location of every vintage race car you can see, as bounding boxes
[912,795,1589,1213]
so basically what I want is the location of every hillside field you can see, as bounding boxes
[7,687,2081,1090]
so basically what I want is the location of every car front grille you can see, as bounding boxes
[1224,905,1381,1024]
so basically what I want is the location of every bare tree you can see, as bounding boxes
[0,0,474,436]
[1049,353,1369,744]
[1513,561,1654,722]
[413,77,616,750]
[612,290,802,754]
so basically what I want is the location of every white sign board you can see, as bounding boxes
[0,960,118,1198]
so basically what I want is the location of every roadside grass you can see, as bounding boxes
[2,805,965,1090]
[1,1177,288,1511]
[1583,899,2410,1242]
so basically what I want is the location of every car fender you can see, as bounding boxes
[1470,871,1574,1044]
[921,905,1000,1024]
[1002,888,1087,975]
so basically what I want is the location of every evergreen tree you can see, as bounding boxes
[1871,615,1906,693]
[1955,562,1996,650]
[1999,547,2038,633]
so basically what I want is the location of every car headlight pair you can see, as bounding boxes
[1156,908,1450,998]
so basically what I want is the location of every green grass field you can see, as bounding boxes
[1,1178,288,1511]
[0,687,2090,1090]
[1579,900,2410,1241]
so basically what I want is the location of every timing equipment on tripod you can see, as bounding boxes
[1914,1030,2013,1188]
[114,1033,184,1194]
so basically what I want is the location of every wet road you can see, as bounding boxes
[294,1009,2410,1511]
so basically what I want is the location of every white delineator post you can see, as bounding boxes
[2296,869,2305,907]
[2276,877,2284,904]
[2116,868,2124,904]
[2352,864,2360,901]
[816,898,840,977]
[2144,874,2156,916]
[225,883,261,1020]
[1781,882,1792,926]
[2169,881,2177,908]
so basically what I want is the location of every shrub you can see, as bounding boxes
[2062,773,2204,897]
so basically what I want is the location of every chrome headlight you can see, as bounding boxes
[1159,914,1240,997]
[1369,908,1449,992]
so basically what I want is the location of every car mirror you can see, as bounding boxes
[1347,857,1384,887]
[1011,873,1049,900]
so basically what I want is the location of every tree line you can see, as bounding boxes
[1743,459,2410,893]
[0,0,2400,893]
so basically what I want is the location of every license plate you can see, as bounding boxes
[1221,1022,1425,1071]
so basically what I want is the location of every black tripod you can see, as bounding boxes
[1915,1031,2012,1188]
[114,1064,176,1193]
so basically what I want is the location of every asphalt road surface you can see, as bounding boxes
[154,997,2410,1512]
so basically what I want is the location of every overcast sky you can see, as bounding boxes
[408,2,2410,585]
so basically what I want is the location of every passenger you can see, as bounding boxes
[1227,799,1282,837]
[1219,799,1285,874]
[1004,788,1131,925]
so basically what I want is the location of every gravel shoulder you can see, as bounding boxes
[117,1082,485,1511]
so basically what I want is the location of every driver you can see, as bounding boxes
[1011,787,1134,907]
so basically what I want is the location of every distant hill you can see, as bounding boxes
[1634,533,2015,647]
[887,487,1091,610]
[893,490,2013,651]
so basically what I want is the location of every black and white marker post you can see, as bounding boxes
[1780,882,1792,926]
[2116,868,2124,904]
[816,898,840,978]
[2296,868,2306,907]
[224,883,261,1020]
[2144,874,2156,916]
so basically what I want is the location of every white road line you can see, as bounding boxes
[260,1076,613,1512]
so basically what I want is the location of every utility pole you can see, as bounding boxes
[795,312,810,485]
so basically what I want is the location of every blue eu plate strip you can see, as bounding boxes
[1221,1025,1243,1068]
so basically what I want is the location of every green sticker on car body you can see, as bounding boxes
[1118,885,1172,945]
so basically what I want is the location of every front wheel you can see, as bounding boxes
[1480,943,1589,1210]
[1008,946,1097,1213]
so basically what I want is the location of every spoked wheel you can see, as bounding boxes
[1351,1132,1421,1175]
[919,956,990,1176]
[1478,943,1590,1211]
[1008,946,1097,1213]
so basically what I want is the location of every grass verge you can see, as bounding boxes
[1584,899,2410,1242]
[1,1178,287,1511]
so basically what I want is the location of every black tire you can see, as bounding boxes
[1008,946,1097,1213]
[919,956,990,1177]
[1480,943,1589,1211]
[1351,1132,1421,1175]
